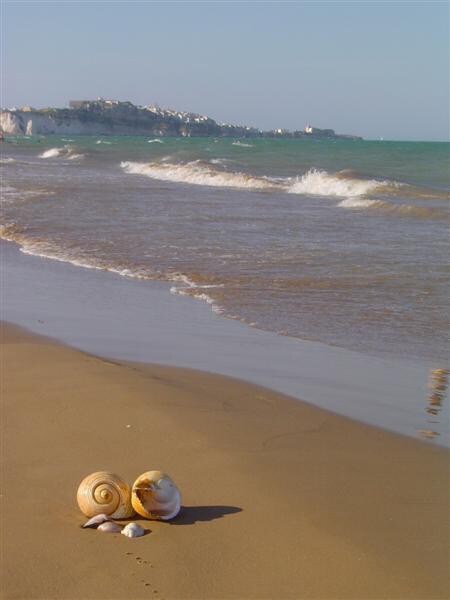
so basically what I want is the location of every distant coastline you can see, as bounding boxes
[0,97,362,139]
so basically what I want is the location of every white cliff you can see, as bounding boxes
[0,101,362,139]
[0,111,122,136]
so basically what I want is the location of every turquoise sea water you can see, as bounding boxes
[1,136,449,363]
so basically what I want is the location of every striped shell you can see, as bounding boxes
[76,471,134,518]
[131,471,181,520]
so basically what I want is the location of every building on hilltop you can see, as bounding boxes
[69,100,91,109]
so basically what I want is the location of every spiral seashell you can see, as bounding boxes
[131,471,181,520]
[76,471,134,518]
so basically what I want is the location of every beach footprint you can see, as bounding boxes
[126,553,160,596]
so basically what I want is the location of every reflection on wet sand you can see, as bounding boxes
[417,368,449,440]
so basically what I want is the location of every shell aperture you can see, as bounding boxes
[131,471,181,520]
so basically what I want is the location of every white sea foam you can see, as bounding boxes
[148,138,163,143]
[210,158,231,166]
[0,158,16,164]
[40,147,64,159]
[39,146,84,160]
[232,141,254,148]
[96,139,112,144]
[121,161,405,202]
[338,198,379,208]
[1,222,229,317]
[0,226,151,278]
[287,169,384,197]
[169,274,225,313]
[120,160,276,190]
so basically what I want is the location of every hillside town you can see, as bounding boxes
[1,97,362,139]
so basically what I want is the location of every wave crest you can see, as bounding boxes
[40,146,85,160]
[120,160,277,190]
[232,141,254,148]
[40,147,63,159]
[287,169,386,197]
[121,161,397,199]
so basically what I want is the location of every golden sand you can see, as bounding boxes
[1,323,448,599]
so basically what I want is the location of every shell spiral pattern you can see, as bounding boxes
[131,471,181,520]
[76,471,134,518]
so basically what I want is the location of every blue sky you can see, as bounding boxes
[2,1,449,140]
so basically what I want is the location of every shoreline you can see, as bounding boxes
[2,238,449,445]
[2,322,449,599]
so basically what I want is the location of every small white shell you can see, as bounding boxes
[98,521,123,534]
[121,522,146,538]
[76,471,134,518]
[82,513,111,528]
[131,471,181,520]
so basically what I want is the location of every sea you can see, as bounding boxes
[2,135,448,365]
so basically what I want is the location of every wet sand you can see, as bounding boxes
[2,323,449,599]
[4,239,447,444]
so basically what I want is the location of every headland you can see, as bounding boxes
[0,97,362,139]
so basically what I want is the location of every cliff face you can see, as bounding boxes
[0,110,172,136]
[0,101,362,139]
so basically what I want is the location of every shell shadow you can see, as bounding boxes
[170,505,242,525]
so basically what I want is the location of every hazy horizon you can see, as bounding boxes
[2,1,449,141]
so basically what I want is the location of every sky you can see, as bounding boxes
[2,1,449,140]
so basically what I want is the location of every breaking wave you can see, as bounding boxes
[148,138,163,143]
[232,141,254,148]
[40,147,63,159]
[0,158,16,164]
[119,160,445,217]
[120,160,277,190]
[121,161,395,198]
[287,169,387,197]
[39,146,85,160]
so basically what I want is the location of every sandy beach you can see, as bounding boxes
[2,322,448,599]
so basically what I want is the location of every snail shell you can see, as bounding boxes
[131,471,181,520]
[76,471,134,518]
